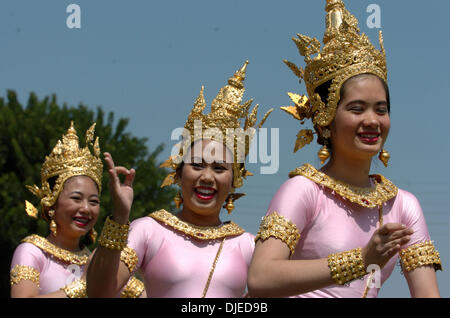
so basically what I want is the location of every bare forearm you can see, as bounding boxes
[86,246,129,298]
[248,258,334,297]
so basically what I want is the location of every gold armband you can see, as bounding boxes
[61,279,87,298]
[328,248,367,285]
[120,246,138,273]
[10,265,40,287]
[121,276,145,298]
[98,216,130,251]
[400,241,442,272]
[255,212,300,256]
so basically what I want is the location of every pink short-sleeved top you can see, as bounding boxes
[126,210,255,298]
[256,164,441,298]
[10,234,144,297]
[10,235,90,294]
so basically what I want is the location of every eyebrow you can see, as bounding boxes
[346,99,388,106]
[69,191,99,198]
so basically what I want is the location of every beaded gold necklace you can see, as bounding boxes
[289,163,398,208]
[148,209,245,240]
[22,234,90,266]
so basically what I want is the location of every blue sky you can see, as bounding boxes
[1,0,449,297]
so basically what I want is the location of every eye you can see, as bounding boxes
[376,106,389,114]
[90,199,100,206]
[70,196,82,202]
[349,105,364,112]
[190,163,204,169]
[214,165,227,171]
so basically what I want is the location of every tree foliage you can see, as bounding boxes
[0,90,176,297]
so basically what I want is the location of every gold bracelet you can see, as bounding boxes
[61,279,87,298]
[120,246,138,273]
[255,212,300,256]
[400,241,442,272]
[10,265,40,287]
[98,216,130,251]
[328,248,367,285]
[121,276,145,298]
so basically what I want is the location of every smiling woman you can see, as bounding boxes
[9,122,145,298]
[87,61,272,298]
[248,0,442,298]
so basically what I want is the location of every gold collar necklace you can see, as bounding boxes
[22,234,90,265]
[289,164,398,208]
[148,210,245,240]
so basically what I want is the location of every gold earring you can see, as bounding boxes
[378,149,390,167]
[318,145,330,165]
[225,196,235,214]
[48,210,57,236]
[89,228,98,243]
[174,192,183,209]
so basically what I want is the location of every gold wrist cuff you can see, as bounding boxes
[61,279,87,298]
[120,246,138,273]
[255,212,300,256]
[328,248,367,285]
[10,265,40,287]
[98,216,130,251]
[121,276,145,298]
[400,241,442,272]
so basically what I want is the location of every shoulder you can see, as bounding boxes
[391,188,425,224]
[396,188,420,205]
[11,236,46,269]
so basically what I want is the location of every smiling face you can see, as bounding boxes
[52,175,100,240]
[179,139,233,225]
[329,74,390,163]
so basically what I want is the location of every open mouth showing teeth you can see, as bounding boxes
[358,133,380,138]
[194,188,216,200]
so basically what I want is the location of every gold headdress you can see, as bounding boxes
[160,61,272,190]
[281,0,387,151]
[25,121,103,219]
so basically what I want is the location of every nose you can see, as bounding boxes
[79,199,90,214]
[199,166,215,185]
[362,109,380,129]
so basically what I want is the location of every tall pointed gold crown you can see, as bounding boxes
[160,61,272,189]
[25,121,103,219]
[281,0,387,152]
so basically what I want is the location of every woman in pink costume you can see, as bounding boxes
[10,122,144,298]
[87,62,272,298]
[248,0,441,298]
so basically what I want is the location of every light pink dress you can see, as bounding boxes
[127,213,255,298]
[265,174,437,298]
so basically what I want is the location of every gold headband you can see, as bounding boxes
[25,121,103,219]
[160,61,272,190]
[281,0,387,151]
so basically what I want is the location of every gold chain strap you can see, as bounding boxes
[361,204,384,298]
[201,238,226,298]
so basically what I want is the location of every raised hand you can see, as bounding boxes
[104,152,136,224]
[362,223,414,269]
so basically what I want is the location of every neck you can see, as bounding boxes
[178,207,222,227]
[46,232,82,252]
[322,154,373,188]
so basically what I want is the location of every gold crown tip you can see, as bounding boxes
[234,60,249,80]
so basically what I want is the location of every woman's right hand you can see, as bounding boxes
[104,152,136,224]
[362,223,413,270]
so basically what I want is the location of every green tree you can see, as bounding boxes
[0,90,176,297]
